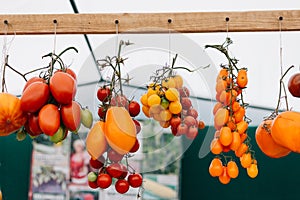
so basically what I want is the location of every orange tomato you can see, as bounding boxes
[209,158,224,177]
[247,163,258,178]
[237,69,248,88]
[219,127,233,146]
[230,131,241,151]
[235,143,248,157]
[214,108,229,128]
[227,160,239,178]
[236,120,248,134]
[213,102,223,115]
[240,153,252,168]
[218,166,231,184]
[234,106,245,123]
[210,138,223,155]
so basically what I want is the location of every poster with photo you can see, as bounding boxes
[29,134,70,200]
[69,184,99,200]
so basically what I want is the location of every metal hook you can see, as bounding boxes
[115,19,119,25]
[168,18,172,23]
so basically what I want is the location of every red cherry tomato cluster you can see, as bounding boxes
[88,154,143,194]
[20,67,92,143]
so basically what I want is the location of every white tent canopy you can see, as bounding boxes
[1,1,300,126]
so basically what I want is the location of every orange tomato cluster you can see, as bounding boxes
[210,68,258,184]
[141,74,205,139]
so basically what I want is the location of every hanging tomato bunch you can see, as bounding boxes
[86,40,143,195]
[255,65,300,157]
[206,38,258,184]
[140,54,205,139]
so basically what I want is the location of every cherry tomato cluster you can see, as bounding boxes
[209,67,258,184]
[88,153,143,194]
[19,67,93,143]
[87,40,143,194]
[141,73,205,139]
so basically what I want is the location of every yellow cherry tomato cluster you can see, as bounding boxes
[141,74,205,139]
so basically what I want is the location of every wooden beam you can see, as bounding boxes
[0,10,300,35]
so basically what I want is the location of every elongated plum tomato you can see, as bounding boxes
[38,104,60,136]
[23,77,45,92]
[21,82,50,113]
[49,71,77,105]
[56,68,77,81]
[61,101,81,132]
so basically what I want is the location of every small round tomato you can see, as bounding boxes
[50,71,77,105]
[97,173,112,189]
[61,101,81,132]
[97,106,106,119]
[128,101,140,117]
[170,116,181,129]
[97,87,111,102]
[187,108,198,119]
[129,139,140,153]
[183,116,197,127]
[177,123,188,136]
[132,119,141,134]
[178,86,190,97]
[88,180,99,189]
[128,173,143,188]
[181,97,192,110]
[288,73,300,97]
[38,104,60,136]
[89,156,105,169]
[111,95,128,108]
[108,149,123,162]
[119,165,128,179]
[115,179,129,194]
[21,82,50,113]
[186,126,198,140]
[106,163,125,179]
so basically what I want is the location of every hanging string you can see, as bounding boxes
[279,16,283,76]
[50,20,57,69]
[168,19,172,67]
[115,19,119,56]
[1,20,15,93]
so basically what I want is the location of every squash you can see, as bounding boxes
[271,111,300,153]
[256,119,291,158]
[0,93,27,136]
[86,121,107,160]
[105,106,136,155]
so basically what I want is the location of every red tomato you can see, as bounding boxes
[38,104,60,136]
[181,97,192,110]
[178,86,190,97]
[128,173,143,188]
[183,116,197,127]
[61,101,81,132]
[186,126,198,140]
[128,101,140,117]
[97,106,106,119]
[171,126,178,136]
[115,179,129,194]
[170,116,181,129]
[177,123,188,136]
[111,95,128,108]
[106,163,126,179]
[50,71,76,105]
[187,108,198,119]
[119,165,128,179]
[23,77,45,92]
[97,87,111,102]
[88,180,98,189]
[132,119,141,134]
[108,149,123,162]
[89,156,105,169]
[66,68,77,80]
[21,82,50,113]
[97,173,112,189]
[288,73,300,97]
[28,113,42,135]
[129,139,140,153]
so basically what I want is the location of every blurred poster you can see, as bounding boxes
[69,184,99,200]
[28,134,70,200]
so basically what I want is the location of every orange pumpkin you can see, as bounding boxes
[105,106,137,155]
[86,121,107,160]
[0,93,27,136]
[255,119,291,158]
[271,111,300,153]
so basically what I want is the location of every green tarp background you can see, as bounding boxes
[1,127,300,199]
[181,126,300,200]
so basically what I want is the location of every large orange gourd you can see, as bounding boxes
[271,111,300,153]
[0,93,27,136]
[255,119,291,158]
[105,106,136,155]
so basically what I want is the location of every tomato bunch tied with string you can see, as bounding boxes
[18,47,93,143]
[140,54,206,139]
[206,38,258,184]
[86,40,143,195]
